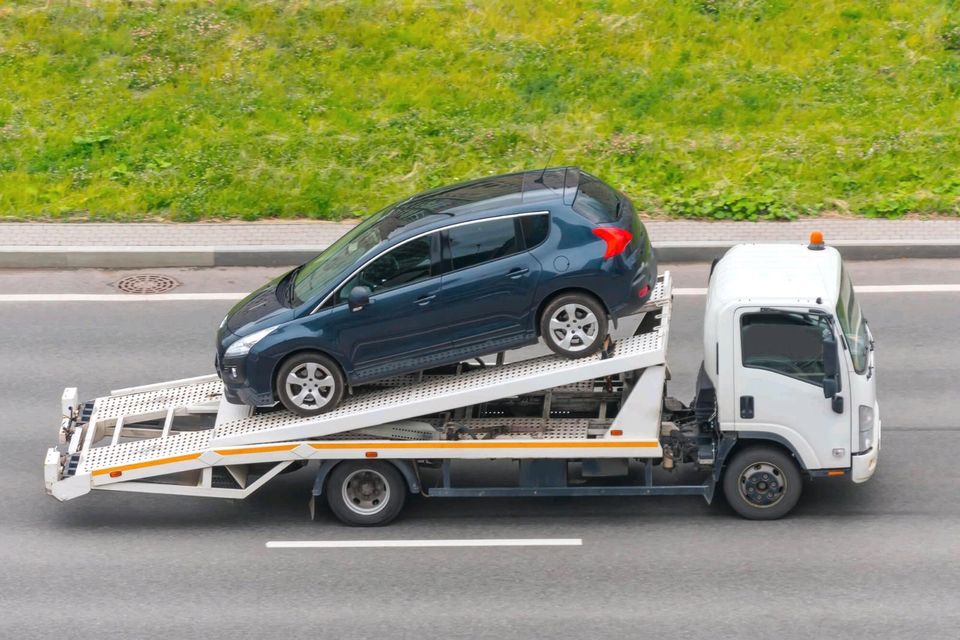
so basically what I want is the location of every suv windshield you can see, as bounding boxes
[835,267,869,374]
[291,211,388,305]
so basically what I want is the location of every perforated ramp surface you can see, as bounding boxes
[91,379,222,422]
[81,429,214,473]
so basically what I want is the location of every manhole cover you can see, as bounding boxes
[114,274,181,294]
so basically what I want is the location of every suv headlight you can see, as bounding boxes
[224,326,277,358]
[858,404,875,452]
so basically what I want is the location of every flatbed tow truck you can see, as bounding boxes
[45,237,880,524]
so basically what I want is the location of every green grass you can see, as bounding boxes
[1,0,959,221]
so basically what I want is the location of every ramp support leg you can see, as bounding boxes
[441,459,452,489]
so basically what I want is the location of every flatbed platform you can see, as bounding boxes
[46,274,673,502]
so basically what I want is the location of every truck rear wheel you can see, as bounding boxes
[326,461,406,526]
[722,446,802,520]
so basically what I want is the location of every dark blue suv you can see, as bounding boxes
[216,168,656,416]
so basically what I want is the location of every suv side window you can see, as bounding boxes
[446,217,521,271]
[338,235,435,301]
[740,312,831,386]
[519,213,550,249]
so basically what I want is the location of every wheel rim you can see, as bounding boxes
[341,469,391,516]
[548,303,600,352]
[285,361,336,411]
[738,462,787,508]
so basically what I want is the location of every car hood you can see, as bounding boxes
[223,276,296,336]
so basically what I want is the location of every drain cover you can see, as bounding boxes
[114,274,181,294]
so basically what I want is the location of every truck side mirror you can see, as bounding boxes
[348,285,371,312]
[822,333,840,399]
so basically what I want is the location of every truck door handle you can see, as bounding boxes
[507,267,529,279]
[740,395,754,419]
[415,294,436,306]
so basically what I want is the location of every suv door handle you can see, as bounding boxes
[507,267,529,279]
[740,395,754,419]
[415,294,436,306]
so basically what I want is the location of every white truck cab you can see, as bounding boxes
[704,234,879,500]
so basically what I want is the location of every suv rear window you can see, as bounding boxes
[572,175,621,223]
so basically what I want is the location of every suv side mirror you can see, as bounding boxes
[348,285,371,312]
[822,332,840,399]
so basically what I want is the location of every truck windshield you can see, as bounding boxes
[291,211,387,305]
[836,267,869,374]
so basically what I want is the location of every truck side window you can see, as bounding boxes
[740,312,830,386]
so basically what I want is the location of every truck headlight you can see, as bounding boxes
[858,404,875,452]
[224,326,277,358]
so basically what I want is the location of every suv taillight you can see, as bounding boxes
[592,227,633,260]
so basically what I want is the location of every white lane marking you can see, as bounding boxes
[1,284,959,302]
[855,284,960,293]
[673,284,960,296]
[265,538,583,549]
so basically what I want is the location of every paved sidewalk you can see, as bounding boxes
[1,218,958,267]
[2,218,960,246]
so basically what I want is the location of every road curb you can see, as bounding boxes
[1,240,960,268]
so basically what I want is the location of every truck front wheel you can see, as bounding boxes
[722,446,802,520]
[326,461,407,526]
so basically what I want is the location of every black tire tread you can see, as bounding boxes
[325,461,407,527]
[722,445,803,520]
[539,292,609,359]
[275,351,345,417]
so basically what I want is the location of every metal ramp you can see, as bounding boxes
[45,273,672,501]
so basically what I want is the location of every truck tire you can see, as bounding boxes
[276,351,345,417]
[722,446,802,520]
[540,293,609,358]
[326,461,407,526]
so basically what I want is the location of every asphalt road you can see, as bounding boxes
[1,260,959,639]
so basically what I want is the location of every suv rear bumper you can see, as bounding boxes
[612,254,658,317]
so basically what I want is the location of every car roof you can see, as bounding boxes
[375,167,580,241]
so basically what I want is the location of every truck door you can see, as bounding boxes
[733,308,851,470]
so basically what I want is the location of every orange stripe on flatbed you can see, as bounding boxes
[308,440,659,450]
[91,453,202,477]
[214,444,299,456]
[90,440,659,477]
